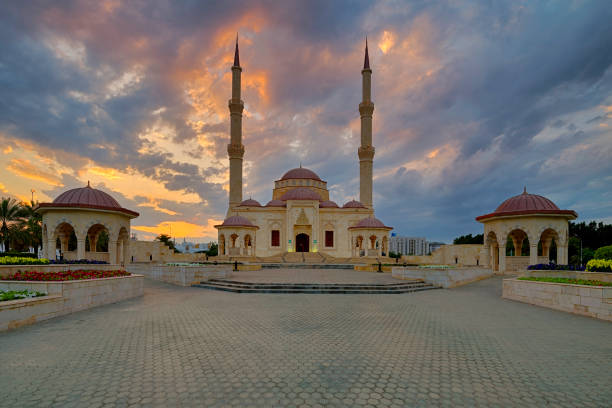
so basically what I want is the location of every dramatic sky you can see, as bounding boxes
[1,0,611,243]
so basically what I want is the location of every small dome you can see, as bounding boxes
[53,185,121,208]
[218,215,257,228]
[280,167,322,181]
[350,216,392,229]
[319,200,339,208]
[495,189,559,212]
[239,199,262,207]
[280,187,322,201]
[265,199,286,207]
[37,184,139,217]
[342,200,366,208]
[476,188,577,221]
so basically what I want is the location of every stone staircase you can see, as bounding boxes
[194,279,437,294]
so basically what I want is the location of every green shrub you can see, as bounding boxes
[593,245,612,260]
[0,252,37,259]
[0,257,49,265]
[586,259,612,272]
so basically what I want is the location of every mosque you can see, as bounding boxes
[215,39,393,258]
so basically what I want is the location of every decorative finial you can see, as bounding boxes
[233,33,240,67]
[363,36,370,70]
[523,186,527,194]
[87,180,90,188]
[299,162,302,168]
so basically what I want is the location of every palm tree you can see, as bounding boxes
[18,200,42,252]
[0,197,25,252]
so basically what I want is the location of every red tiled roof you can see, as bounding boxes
[37,185,138,217]
[349,216,392,230]
[280,187,322,201]
[279,167,322,181]
[476,190,577,221]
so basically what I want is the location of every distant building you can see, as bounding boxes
[390,236,429,256]
[428,242,445,253]
[175,239,208,254]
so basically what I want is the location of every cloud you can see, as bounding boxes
[0,0,611,242]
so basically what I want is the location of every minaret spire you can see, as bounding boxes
[363,36,370,69]
[233,33,240,67]
[227,35,245,212]
[358,37,375,208]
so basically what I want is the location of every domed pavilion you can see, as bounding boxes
[37,183,139,264]
[215,38,392,259]
[476,188,577,273]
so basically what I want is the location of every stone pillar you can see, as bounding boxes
[109,240,118,264]
[119,240,124,265]
[88,233,98,252]
[47,239,56,259]
[498,245,506,273]
[359,39,375,208]
[512,237,523,256]
[77,238,85,260]
[227,39,244,211]
[529,243,538,266]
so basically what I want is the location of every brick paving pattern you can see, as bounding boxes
[1,274,611,407]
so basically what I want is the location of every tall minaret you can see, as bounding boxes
[227,35,244,211]
[358,38,375,208]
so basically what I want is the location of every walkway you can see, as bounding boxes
[0,276,610,407]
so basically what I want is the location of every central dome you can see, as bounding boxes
[280,187,322,201]
[495,190,559,212]
[280,167,322,181]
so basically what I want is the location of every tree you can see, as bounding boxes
[388,251,401,259]
[17,200,42,251]
[206,242,218,257]
[453,234,483,244]
[155,234,179,253]
[0,197,26,252]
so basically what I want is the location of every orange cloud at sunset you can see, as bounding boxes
[132,219,222,241]
[6,159,64,187]
[378,30,395,54]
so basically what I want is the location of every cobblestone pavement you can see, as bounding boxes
[1,275,611,407]
[229,269,402,284]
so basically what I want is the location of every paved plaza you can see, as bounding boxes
[1,273,611,407]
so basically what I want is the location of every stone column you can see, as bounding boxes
[77,238,85,260]
[481,245,489,268]
[119,240,124,265]
[529,243,538,266]
[109,240,118,264]
[498,245,506,273]
[47,239,56,259]
[512,237,523,256]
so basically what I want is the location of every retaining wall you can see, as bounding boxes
[502,278,612,321]
[392,267,493,288]
[127,264,231,286]
[0,275,144,331]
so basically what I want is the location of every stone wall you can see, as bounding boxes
[401,244,486,266]
[127,264,231,286]
[502,278,612,321]
[391,267,493,288]
[0,275,144,331]
[0,264,122,279]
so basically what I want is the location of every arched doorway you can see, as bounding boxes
[295,233,309,252]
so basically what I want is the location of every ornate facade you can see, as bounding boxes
[216,38,392,258]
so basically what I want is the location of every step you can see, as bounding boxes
[193,279,438,294]
[193,283,437,294]
[260,263,357,269]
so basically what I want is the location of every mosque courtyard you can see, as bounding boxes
[1,272,610,407]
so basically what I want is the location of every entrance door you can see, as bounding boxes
[295,233,309,252]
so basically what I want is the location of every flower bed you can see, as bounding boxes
[586,259,612,273]
[0,257,50,265]
[518,277,612,287]
[527,263,585,271]
[1,289,47,301]
[3,270,130,281]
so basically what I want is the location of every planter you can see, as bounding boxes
[502,278,612,321]
[522,270,612,283]
[0,264,122,279]
[0,275,144,331]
